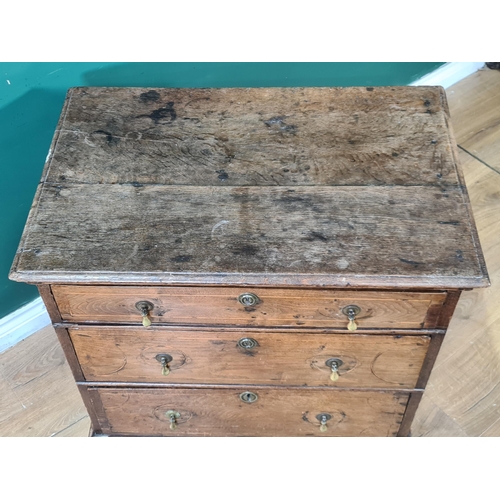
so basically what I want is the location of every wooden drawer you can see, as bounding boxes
[70,327,430,389]
[53,285,447,329]
[90,387,410,437]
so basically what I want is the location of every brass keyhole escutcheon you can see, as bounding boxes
[342,305,361,331]
[325,358,344,382]
[239,391,258,403]
[165,410,181,430]
[316,413,332,432]
[238,293,261,307]
[237,337,259,349]
[135,300,154,327]
[155,353,173,376]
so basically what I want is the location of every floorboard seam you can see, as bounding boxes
[51,415,88,437]
[458,145,500,175]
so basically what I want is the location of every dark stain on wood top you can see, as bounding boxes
[43,87,460,187]
[9,87,489,288]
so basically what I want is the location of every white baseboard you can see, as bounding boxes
[0,298,51,354]
[410,62,485,89]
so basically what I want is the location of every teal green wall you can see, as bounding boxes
[0,62,445,318]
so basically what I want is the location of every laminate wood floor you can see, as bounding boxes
[1,67,499,437]
[411,67,500,436]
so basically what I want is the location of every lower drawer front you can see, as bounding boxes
[91,387,410,437]
[70,328,430,388]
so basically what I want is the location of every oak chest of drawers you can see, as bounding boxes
[10,86,489,437]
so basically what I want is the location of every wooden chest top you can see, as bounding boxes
[9,86,489,288]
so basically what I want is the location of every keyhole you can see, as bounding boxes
[239,391,258,403]
[238,293,261,307]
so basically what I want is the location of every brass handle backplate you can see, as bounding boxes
[342,305,361,331]
[135,300,154,327]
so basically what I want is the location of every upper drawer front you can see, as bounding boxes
[53,285,447,329]
[69,328,430,389]
[92,387,409,437]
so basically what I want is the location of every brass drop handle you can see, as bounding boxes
[316,413,332,432]
[325,357,343,382]
[135,300,154,327]
[165,410,181,430]
[155,353,173,376]
[342,305,361,331]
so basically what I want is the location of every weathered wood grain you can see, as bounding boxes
[52,285,446,329]
[69,327,430,388]
[9,86,488,288]
[47,87,458,187]
[11,184,486,287]
[92,386,409,436]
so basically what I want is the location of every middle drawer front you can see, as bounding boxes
[69,328,430,389]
